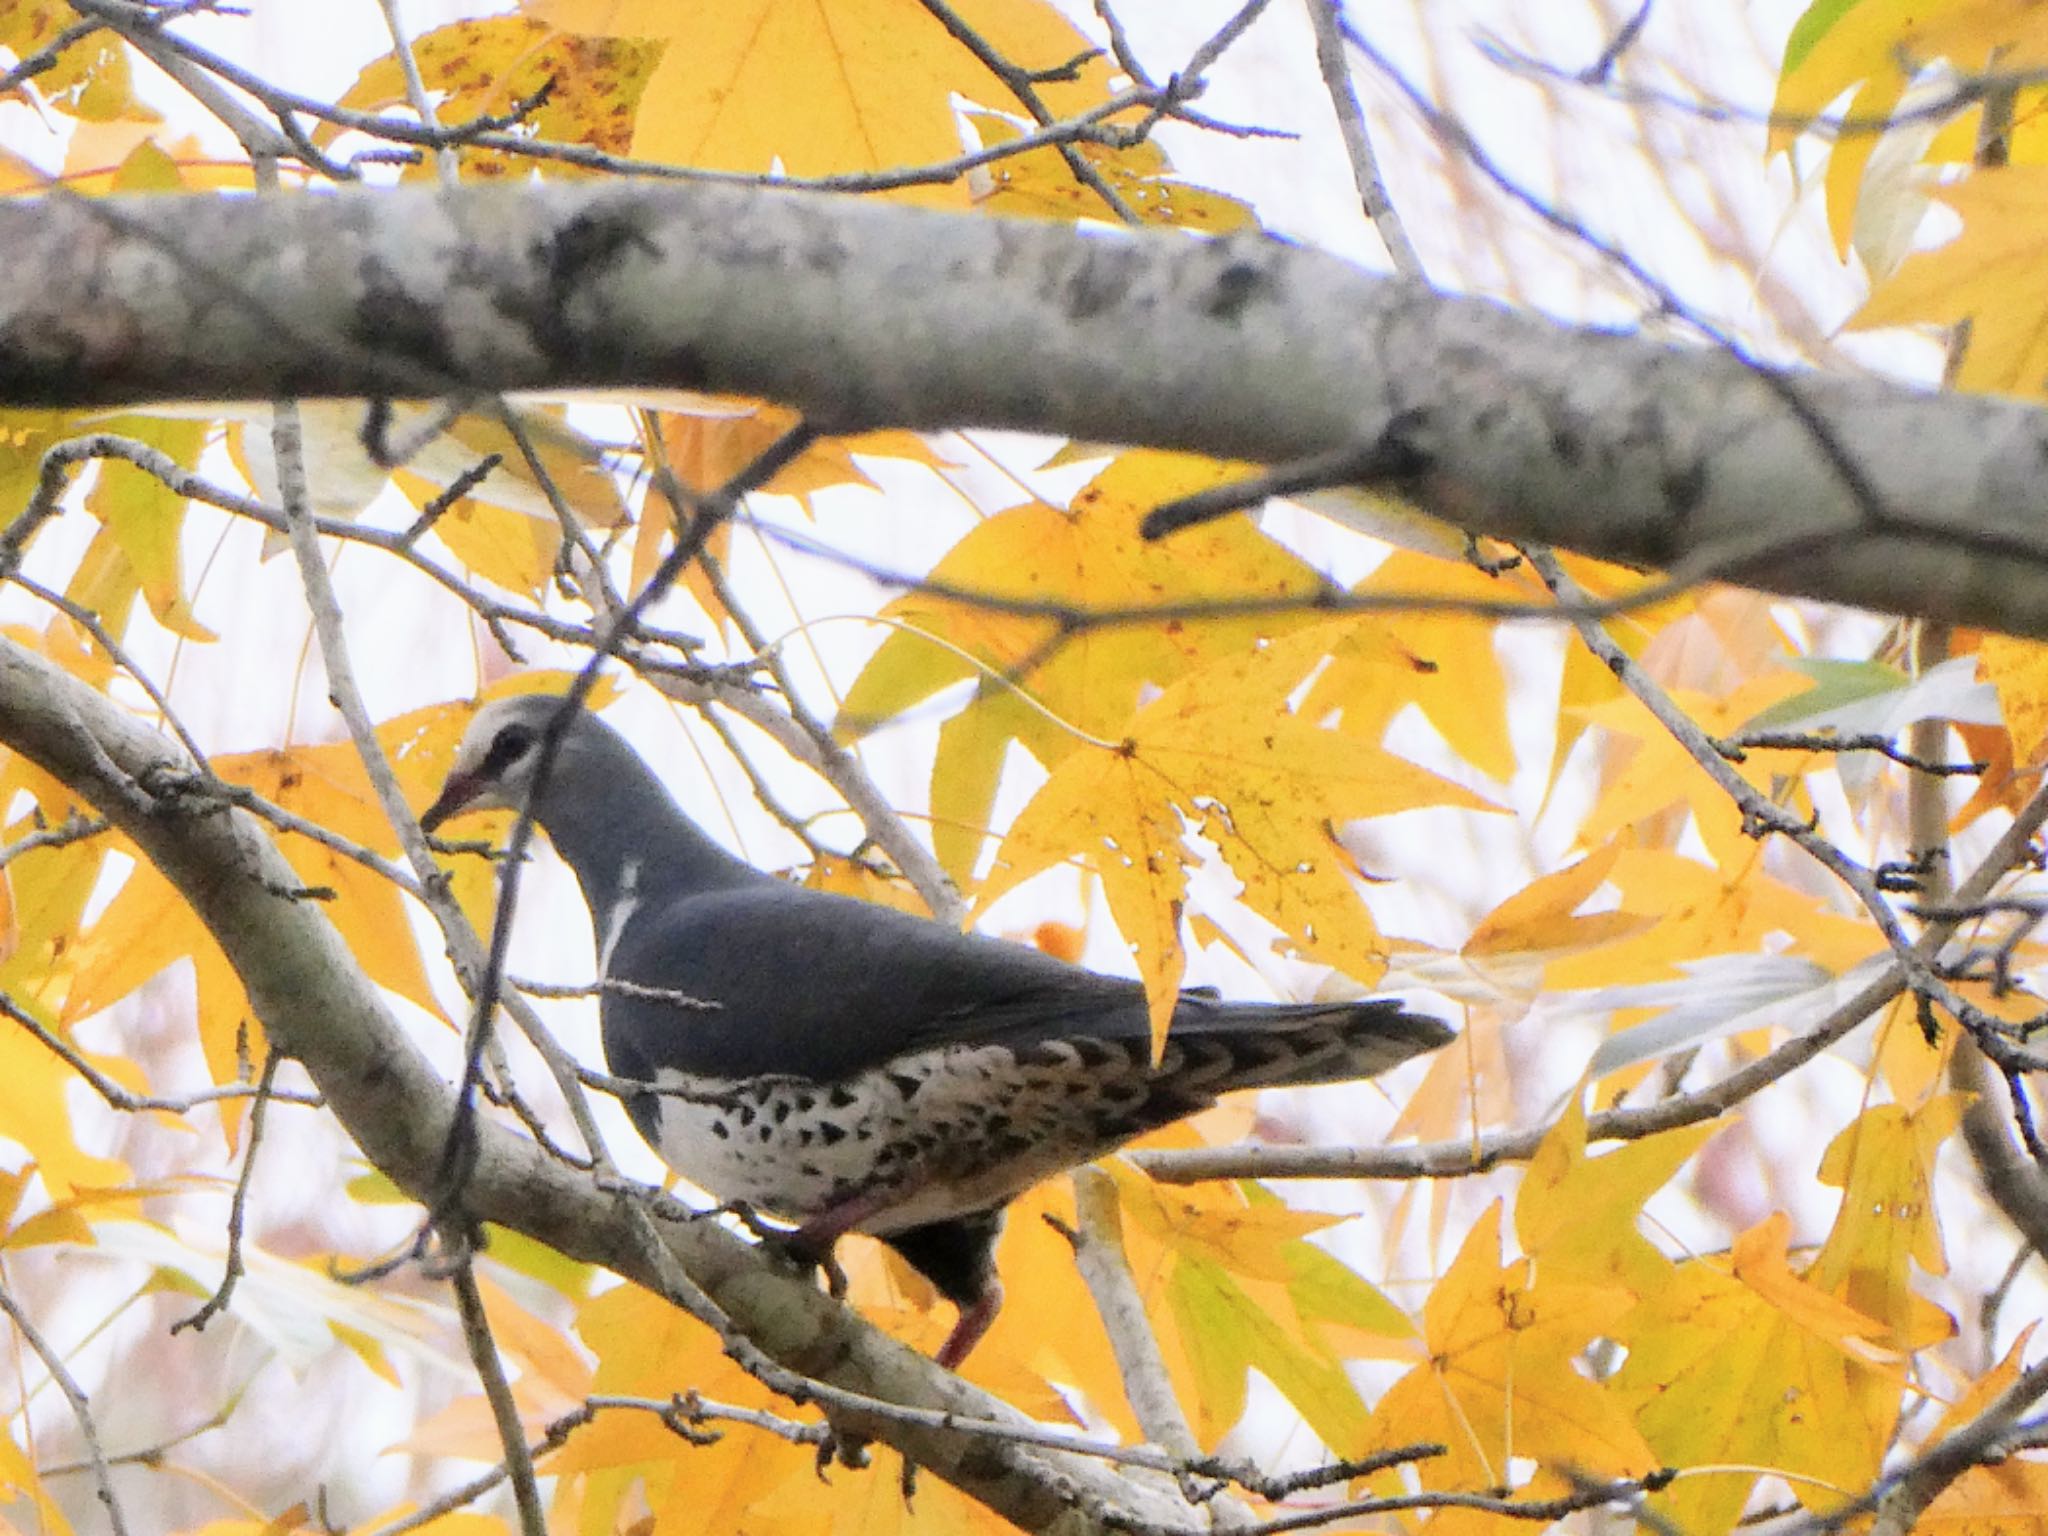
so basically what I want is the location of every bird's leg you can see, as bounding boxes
[933,1278,1003,1370]
[779,1187,910,1299]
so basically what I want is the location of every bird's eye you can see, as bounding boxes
[480,723,538,776]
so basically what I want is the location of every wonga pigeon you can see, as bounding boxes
[422,694,1452,1367]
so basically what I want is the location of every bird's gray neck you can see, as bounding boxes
[522,741,762,943]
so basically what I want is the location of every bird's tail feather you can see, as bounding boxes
[1163,998,1453,1090]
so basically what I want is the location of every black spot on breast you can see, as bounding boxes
[887,1072,923,1100]
[736,1103,756,1128]
[773,1102,792,1124]
[711,1121,730,1140]
[828,1084,859,1109]
[819,1122,847,1145]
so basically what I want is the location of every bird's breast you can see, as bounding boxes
[643,1037,1188,1232]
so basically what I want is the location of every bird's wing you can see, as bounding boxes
[599,882,1144,1085]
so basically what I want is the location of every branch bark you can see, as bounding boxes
[5,182,2048,634]
[0,634,1197,1536]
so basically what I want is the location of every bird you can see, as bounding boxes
[421,693,1453,1368]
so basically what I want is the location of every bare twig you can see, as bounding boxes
[1304,0,1424,277]
[172,1047,283,1333]
[0,991,321,1114]
[0,1277,132,1536]
[447,1255,546,1536]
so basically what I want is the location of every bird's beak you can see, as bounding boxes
[419,772,485,834]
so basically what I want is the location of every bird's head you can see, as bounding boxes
[421,693,580,833]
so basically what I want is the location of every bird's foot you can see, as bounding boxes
[815,1425,872,1478]
[760,1230,848,1298]
[718,1203,849,1298]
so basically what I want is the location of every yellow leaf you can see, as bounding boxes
[1517,1091,1719,1293]
[1461,844,1653,980]
[0,1005,128,1194]
[978,622,1495,1053]
[1977,630,2048,763]
[839,452,1332,875]
[65,846,260,1104]
[0,1425,72,1536]
[533,0,1112,210]
[1360,1204,1653,1493]
[210,742,442,1025]
[966,111,1257,232]
[0,1,158,126]
[1107,1160,1343,1283]
[1167,1255,1371,1451]
[478,1273,594,1404]
[324,15,661,180]
[1856,168,2048,396]
[1326,548,1526,782]
[803,854,930,916]
[1811,1096,1964,1351]
[79,413,215,640]
[1615,1211,1904,1533]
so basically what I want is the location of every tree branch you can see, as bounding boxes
[0,631,1199,1536]
[8,184,2048,633]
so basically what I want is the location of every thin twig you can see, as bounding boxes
[0,1277,132,1536]
[173,1047,283,1333]
[0,992,321,1114]
[447,1255,546,1536]
[1304,0,1424,277]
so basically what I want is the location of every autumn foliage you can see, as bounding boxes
[5,2,2048,1535]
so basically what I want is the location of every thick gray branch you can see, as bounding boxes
[0,635,1194,1536]
[4,182,2048,634]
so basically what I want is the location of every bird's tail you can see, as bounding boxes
[1161,996,1454,1092]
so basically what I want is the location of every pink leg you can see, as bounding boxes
[934,1279,1003,1369]
[789,1184,909,1252]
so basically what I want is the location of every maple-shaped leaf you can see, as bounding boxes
[1612,1211,1906,1536]
[529,0,1112,211]
[0,411,211,646]
[1772,0,2041,256]
[839,450,1332,881]
[210,741,443,1020]
[1103,1163,1386,1450]
[324,14,662,180]
[63,849,257,1129]
[0,1002,129,1195]
[1304,548,1525,785]
[567,1282,858,1534]
[1517,1092,1719,1294]
[1919,1325,2048,1531]
[1454,843,1655,1001]
[640,401,939,625]
[1359,1203,1654,1497]
[1543,846,1884,998]
[1857,169,2048,397]
[1810,1096,1963,1352]
[966,111,1256,232]
[977,622,1495,1052]
[0,3,159,124]
[80,413,215,640]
